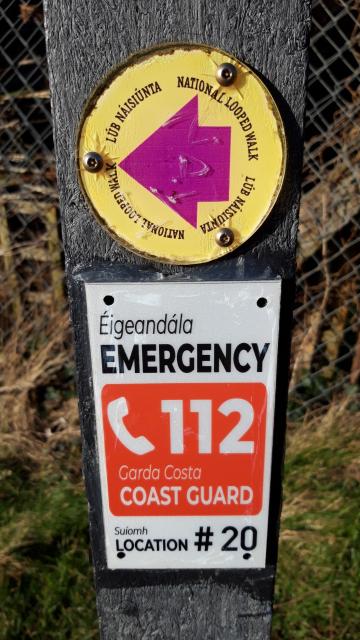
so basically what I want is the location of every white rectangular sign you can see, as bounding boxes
[85,280,281,569]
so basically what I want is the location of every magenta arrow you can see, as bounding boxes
[119,96,231,227]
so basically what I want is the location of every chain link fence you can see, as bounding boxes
[1,0,359,418]
[290,0,360,416]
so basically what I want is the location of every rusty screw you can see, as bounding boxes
[215,228,234,247]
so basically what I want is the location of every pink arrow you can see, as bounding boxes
[119,96,231,227]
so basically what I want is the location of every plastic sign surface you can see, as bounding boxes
[78,44,286,264]
[85,280,281,569]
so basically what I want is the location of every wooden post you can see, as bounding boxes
[45,206,64,309]
[0,205,22,327]
[44,1,311,638]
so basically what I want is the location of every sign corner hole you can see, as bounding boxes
[257,297,268,308]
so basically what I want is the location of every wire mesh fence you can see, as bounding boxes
[290,0,360,416]
[0,0,359,418]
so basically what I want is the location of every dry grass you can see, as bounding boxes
[0,308,80,471]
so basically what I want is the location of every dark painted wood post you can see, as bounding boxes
[44,1,311,638]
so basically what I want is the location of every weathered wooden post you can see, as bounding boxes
[44,1,310,637]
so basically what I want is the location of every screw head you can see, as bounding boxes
[215,228,234,247]
[216,63,237,86]
[82,151,103,173]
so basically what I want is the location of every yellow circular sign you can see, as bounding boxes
[78,44,286,264]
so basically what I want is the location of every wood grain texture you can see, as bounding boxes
[45,0,310,278]
[44,1,311,638]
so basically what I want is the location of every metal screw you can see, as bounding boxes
[83,151,103,173]
[216,63,237,86]
[215,228,234,247]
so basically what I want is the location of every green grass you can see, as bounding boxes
[273,403,360,639]
[0,462,98,639]
[0,402,359,639]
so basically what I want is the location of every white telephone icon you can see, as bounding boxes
[107,396,154,455]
